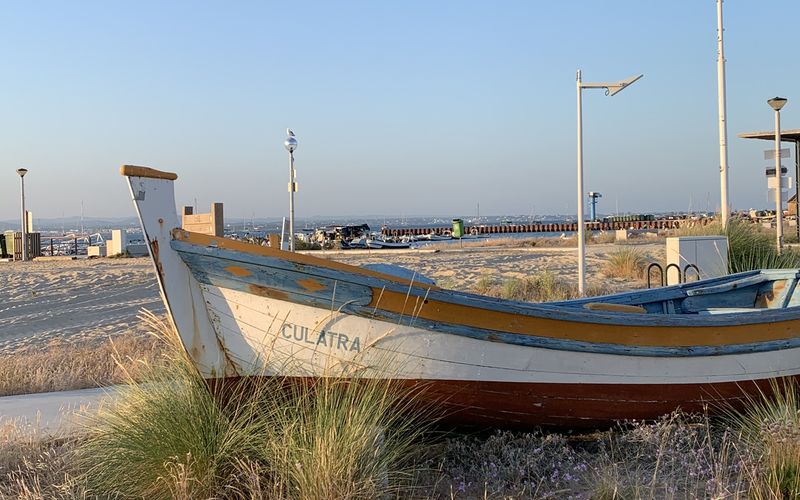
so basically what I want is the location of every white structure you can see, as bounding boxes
[87,245,107,257]
[107,229,128,256]
[666,236,729,285]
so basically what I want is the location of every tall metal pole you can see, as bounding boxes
[284,129,298,252]
[775,108,784,253]
[16,168,28,262]
[717,0,730,228]
[575,72,642,295]
[288,151,295,252]
[576,70,586,296]
[20,175,27,261]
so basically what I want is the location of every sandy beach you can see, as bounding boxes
[0,258,164,354]
[0,242,662,354]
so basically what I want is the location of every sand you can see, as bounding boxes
[0,258,164,354]
[0,243,663,353]
[325,242,663,292]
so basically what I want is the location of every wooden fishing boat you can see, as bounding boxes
[123,165,800,428]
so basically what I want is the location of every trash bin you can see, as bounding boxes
[452,219,465,238]
[0,234,5,258]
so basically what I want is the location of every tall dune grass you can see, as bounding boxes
[726,379,800,499]
[75,311,432,498]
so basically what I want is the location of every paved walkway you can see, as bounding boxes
[0,386,120,434]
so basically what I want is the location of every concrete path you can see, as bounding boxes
[0,386,121,434]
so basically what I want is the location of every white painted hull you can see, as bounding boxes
[201,284,800,386]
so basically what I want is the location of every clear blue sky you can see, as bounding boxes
[1,0,798,221]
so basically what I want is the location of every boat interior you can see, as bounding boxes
[552,269,800,315]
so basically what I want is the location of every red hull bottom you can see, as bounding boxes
[209,376,795,429]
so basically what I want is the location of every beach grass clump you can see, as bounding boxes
[74,311,431,498]
[474,272,608,302]
[726,379,800,499]
[0,332,165,397]
[76,312,267,498]
[265,377,431,499]
[602,247,647,281]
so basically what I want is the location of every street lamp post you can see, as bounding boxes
[576,70,642,295]
[768,97,788,253]
[16,168,28,261]
[284,129,298,252]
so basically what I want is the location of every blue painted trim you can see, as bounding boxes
[361,308,800,358]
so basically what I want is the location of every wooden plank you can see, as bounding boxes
[686,274,769,297]
[120,164,178,180]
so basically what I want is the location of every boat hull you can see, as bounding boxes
[198,284,800,427]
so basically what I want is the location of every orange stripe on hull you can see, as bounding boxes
[368,287,800,347]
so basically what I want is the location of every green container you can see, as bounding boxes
[452,218,465,238]
[0,234,5,258]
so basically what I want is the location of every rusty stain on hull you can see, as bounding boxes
[225,265,253,278]
[247,284,290,301]
[296,278,326,293]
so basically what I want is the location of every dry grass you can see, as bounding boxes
[7,309,800,498]
[5,331,800,499]
[726,379,800,499]
[473,271,609,302]
[75,312,431,498]
[0,330,166,397]
[602,247,648,281]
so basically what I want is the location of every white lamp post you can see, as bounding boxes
[768,97,787,253]
[284,129,298,252]
[576,70,642,295]
[16,168,28,261]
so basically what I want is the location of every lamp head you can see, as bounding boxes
[607,74,643,96]
[768,97,788,112]
[16,168,28,178]
[284,129,298,152]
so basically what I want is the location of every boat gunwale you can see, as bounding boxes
[171,230,800,331]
